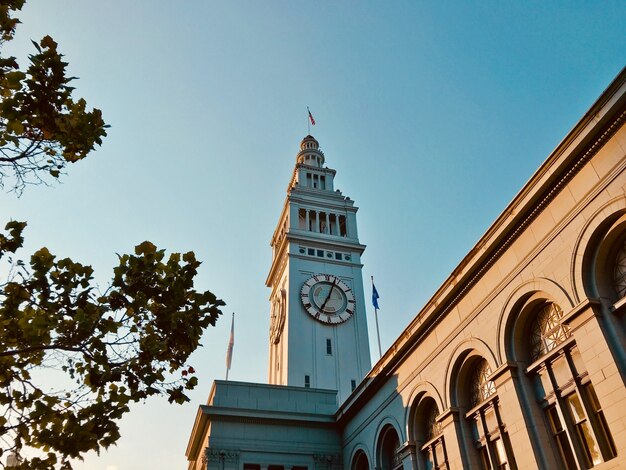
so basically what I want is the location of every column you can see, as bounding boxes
[305,210,310,232]
[438,408,467,469]
[489,363,552,469]
[565,299,626,464]
[325,213,330,234]
[396,441,417,470]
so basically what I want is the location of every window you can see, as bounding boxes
[326,338,332,355]
[304,375,310,388]
[316,249,324,257]
[377,425,400,470]
[529,303,570,360]
[465,359,514,470]
[351,380,357,392]
[335,252,342,260]
[417,399,448,470]
[307,248,315,256]
[613,239,626,298]
[339,215,347,236]
[527,302,616,468]
[298,209,306,230]
[319,212,327,233]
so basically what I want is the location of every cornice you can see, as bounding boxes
[287,231,366,251]
[289,189,357,210]
[203,406,336,426]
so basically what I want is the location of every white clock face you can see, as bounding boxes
[300,274,355,324]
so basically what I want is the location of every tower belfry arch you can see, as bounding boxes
[266,135,371,404]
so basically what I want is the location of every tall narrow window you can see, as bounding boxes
[298,209,306,230]
[306,173,312,187]
[320,175,326,189]
[339,215,347,237]
[613,239,626,298]
[319,212,327,234]
[329,214,337,235]
[465,359,515,470]
[351,380,357,392]
[326,338,332,355]
[308,211,316,232]
[527,302,616,468]
[417,399,448,470]
[304,375,310,388]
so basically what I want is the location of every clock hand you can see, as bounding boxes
[319,278,338,312]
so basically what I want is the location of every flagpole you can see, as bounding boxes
[307,106,311,134]
[225,312,234,380]
[371,276,382,358]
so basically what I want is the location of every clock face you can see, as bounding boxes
[300,274,355,324]
[270,289,286,344]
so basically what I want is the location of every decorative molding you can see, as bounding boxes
[489,361,519,382]
[204,447,240,464]
[313,453,342,469]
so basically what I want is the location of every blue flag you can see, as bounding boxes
[372,283,380,309]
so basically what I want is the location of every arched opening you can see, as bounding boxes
[451,352,515,470]
[351,449,369,470]
[582,212,626,303]
[411,396,448,470]
[377,424,400,470]
[518,300,617,469]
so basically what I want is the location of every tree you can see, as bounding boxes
[0,0,107,193]
[0,2,225,468]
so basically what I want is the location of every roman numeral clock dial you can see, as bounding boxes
[300,274,355,324]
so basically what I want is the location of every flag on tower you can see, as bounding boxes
[226,313,234,378]
[372,282,380,310]
[308,107,316,126]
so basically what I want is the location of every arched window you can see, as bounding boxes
[613,239,626,298]
[351,450,369,470]
[529,303,570,360]
[413,397,448,470]
[377,425,400,470]
[465,359,514,470]
[526,302,616,468]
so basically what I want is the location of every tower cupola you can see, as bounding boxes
[297,135,325,168]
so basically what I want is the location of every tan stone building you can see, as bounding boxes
[187,69,626,469]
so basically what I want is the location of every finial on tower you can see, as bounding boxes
[297,135,325,167]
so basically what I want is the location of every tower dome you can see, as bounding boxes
[297,135,325,167]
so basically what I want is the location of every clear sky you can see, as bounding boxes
[1,1,624,469]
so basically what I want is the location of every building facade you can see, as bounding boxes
[187,69,626,470]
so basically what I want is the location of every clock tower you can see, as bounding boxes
[266,135,371,404]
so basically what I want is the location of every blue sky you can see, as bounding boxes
[1,1,624,469]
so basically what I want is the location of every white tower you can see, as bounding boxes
[266,135,371,404]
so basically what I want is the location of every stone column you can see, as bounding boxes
[564,299,626,465]
[325,212,330,234]
[395,441,417,470]
[305,210,310,231]
[490,363,556,470]
[437,407,466,470]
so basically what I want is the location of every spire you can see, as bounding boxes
[296,135,325,168]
